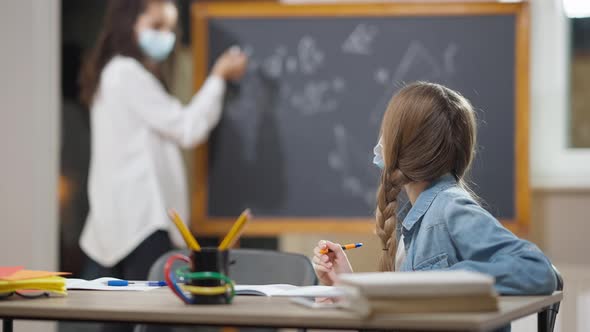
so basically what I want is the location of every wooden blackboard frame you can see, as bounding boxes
[190,1,530,236]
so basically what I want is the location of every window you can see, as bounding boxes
[571,17,590,148]
[530,0,590,188]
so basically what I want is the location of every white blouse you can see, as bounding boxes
[80,55,226,267]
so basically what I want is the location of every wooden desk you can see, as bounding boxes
[0,290,562,332]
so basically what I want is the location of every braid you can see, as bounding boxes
[376,169,409,271]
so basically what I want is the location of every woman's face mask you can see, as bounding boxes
[373,139,384,170]
[135,2,178,62]
[138,29,176,62]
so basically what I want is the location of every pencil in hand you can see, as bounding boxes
[319,243,363,255]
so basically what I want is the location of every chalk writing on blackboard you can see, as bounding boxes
[332,77,345,92]
[328,124,377,207]
[369,41,458,124]
[342,23,379,55]
[444,43,459,76]
[289,80,340,115]
[374,67,390,85]
[286,56,298,73]
[261,46,288,78]
[242,45,259,71]
[298,36,324,74]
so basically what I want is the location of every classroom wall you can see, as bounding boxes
[0,1,60,331]
[532,191,590,265]
[531,191,590,332]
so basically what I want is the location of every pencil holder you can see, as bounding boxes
[165,248,234,305]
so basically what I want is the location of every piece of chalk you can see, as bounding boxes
[229,45,241,54]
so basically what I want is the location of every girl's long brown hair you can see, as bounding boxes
[79,0,175,107]
[376,82,477,271]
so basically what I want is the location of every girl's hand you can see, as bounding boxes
[211,47,248,82]
[312,240,353,286]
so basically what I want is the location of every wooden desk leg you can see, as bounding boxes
[2,318,13,332]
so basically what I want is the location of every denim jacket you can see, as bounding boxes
[395,174,557,296]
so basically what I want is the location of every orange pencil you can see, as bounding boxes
[319,243,363,255]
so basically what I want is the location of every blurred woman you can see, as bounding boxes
[79,0,247,280]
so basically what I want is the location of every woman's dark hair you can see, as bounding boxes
[79,0,175,107]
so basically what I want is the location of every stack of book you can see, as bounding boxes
[336,270,498,316]
[0,266,69,297]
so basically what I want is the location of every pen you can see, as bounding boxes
[319,242,363,255]
[106,280,167,287]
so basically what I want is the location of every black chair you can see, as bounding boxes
[537,264,564,332]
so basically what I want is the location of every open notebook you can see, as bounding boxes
[235,284,348,297]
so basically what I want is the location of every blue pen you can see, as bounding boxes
[107,280,167,287]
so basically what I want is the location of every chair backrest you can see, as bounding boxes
[148,249,317,286]
[553,264,564,292]
[148,249,189,282]
[140,249,316,332]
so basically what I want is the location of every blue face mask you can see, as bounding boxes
[138,29,176,62]
[372,140,385,170]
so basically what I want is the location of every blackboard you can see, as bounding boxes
[191,2,530,235]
